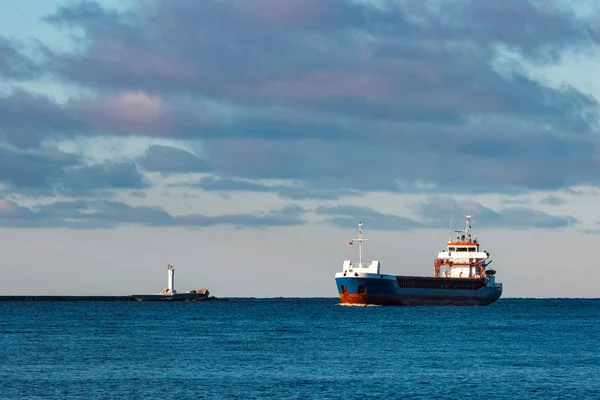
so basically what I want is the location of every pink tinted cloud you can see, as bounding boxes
[89,36,198,82]
[109,91,164,120]
[73,91,167,134]
[70,91,220,137]
[262,72,392,102]
[0,199,14,215]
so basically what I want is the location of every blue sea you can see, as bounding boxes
[1,298,598,399]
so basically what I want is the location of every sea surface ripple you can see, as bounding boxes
[1,298,598,399]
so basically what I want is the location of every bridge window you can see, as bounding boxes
[448,247,456,251]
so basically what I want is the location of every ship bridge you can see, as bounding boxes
[434,215,491,279]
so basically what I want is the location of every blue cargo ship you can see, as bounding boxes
[334,216,502,306]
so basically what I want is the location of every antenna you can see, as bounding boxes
[352,221,368,267]
[359,221,364,267]
[448,204,454,242]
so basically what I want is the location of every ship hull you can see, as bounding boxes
[335,275,502,306]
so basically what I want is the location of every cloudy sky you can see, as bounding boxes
[1,0,599,298]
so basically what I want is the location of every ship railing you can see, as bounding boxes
[434,259,487,266]
[348,262,375,268]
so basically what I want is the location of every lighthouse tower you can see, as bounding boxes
[167,264,177,294]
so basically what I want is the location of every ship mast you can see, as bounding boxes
[359,222,364,267]
[353,221,368,267]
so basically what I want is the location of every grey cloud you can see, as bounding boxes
[129,190,147,198]
[315,198,578,231]
[0,146,79,194]
[43,0,130,28]
[0,199,173,229]
[277,186,361,200]
[137,145,211,174]
[502,198,532,205]
[0,199,307,229]
[41,0,598,118]
[452,0,592,56]
[316,205,423,231]
[0,90,86,148]
[175,203,306,228]
[0,88,219,149]
[577,225,600,235]
[495,207,578,229]
[0,146,148,196]
[539,195,568,205]
[2,0,599,198]
[409,197,579,230]
[0,36,41,79]
[60,161,149,195]
[195,176,362,200]
[203,133,599,195]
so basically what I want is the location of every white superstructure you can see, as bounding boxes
[434,215,495,280]
[339,221,382,275]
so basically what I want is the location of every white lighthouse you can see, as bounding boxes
[167,264,177,294]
